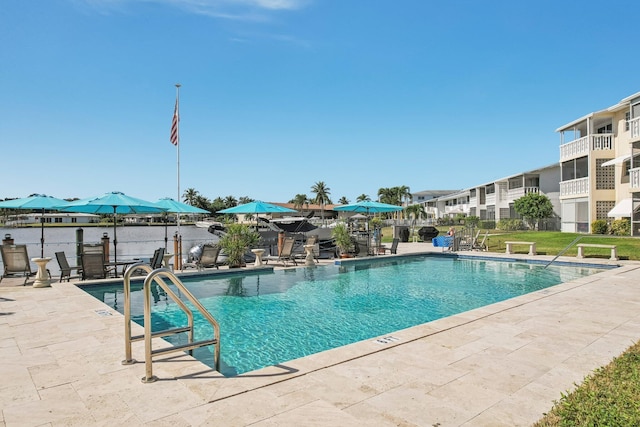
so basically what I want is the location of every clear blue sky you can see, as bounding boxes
[2,0,639,205]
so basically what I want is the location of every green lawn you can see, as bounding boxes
[381,227,640,261]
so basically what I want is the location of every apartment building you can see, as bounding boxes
[420,163,561,227]
[557,92,640,235]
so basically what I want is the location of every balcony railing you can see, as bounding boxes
[560,177,589,198]
[507,187,540,200]
[485,193,496,205]
[560,134,614,161]
[630,167,640,190]
[630,117,640,140]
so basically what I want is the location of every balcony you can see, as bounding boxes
[630,117,640,140]
[485,193,496,205]
[560,134,614,161]
[631,167,640,190]
[507,187,539,200]
[560,177,589,198]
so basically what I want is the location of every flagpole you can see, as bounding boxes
[175,83,181,236]
[170,83,182,269]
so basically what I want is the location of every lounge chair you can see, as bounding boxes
[183,244,220,270]
[0,244,34,285]
[264,237,297,266]
[473,230,489,251]
[432,236,453,252]
[377,238,399,255]
[81,252,112,280]
[55,251,82,282]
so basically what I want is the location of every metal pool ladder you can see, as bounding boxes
[121,262,221,383]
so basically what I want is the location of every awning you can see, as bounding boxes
[608,198,633,217]
[601,155,631,167]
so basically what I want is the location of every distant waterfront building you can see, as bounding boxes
[4,212,99,227]
[419,164,561,229]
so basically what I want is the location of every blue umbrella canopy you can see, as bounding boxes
[58,191,165,214]
[155,197,210,214]
[0,194,69,210]
[333,200,403,213]
[218,201,297,214]
[155,198,210,249]
[0,194,70,258]
[56,191,166,263]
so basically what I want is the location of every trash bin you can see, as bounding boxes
[393,226,410,242]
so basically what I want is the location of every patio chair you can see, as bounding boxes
[81,252,109,280]
[183,244,220,270]
[264,237,297,266]
[150,247,165,269]
[0,244,34,285]
[83,243,116,277]
[377,238,399,255]
[55,251,82,282]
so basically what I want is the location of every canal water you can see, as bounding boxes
[0,225,216,269]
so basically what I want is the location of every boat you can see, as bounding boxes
[195,218,224,229]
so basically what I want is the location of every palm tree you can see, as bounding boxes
[397,185,412,220]
[311,181,332,224]
[338,196,349,205]
[238,196,253,205]
[193,195,210,211]
[405,204,426,237]
[223,196,238,209]
[182,188,199,205]
[289,194,308,212]
[356,194,370,202]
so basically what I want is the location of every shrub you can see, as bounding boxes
[610,218,631,236]
[478,220,495,230]
[465,216,480,227]
[496,219,525,231]
[591,220,609,234]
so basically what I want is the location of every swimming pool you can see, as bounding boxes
[81,255,607,376]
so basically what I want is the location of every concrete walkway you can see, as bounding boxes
[1,243,639,426]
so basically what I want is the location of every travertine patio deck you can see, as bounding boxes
[1,243,639,426]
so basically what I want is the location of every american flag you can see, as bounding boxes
[170,99,179,146]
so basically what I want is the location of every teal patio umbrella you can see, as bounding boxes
[217,200,297,215]
[218,200,297,231]
[0,194,70,258]
[333,200,403,214]
[333,201,403,255]
[155,197,210,248]
[56,191,166,263]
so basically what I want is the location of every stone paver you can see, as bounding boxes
[0,243,639,426]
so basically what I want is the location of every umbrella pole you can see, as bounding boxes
[40,208,45,258]
[113,207,117,264]
[164,214,168,250]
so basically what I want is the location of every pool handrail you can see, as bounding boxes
[121,262,221,383]
[543,236,583,269]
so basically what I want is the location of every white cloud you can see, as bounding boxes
[73,0,311,18]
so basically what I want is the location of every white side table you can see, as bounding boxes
[251,249,265,267]
[303,245,315,266]
[31,257,51,288]
[162,253,174,271]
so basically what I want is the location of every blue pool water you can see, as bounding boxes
[82,255,606,376]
